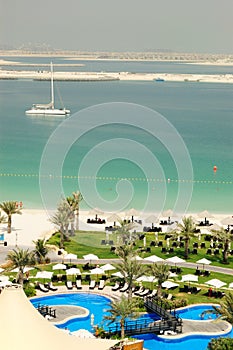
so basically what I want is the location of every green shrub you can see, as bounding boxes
[24,283,36,297]
[207,337,233,350]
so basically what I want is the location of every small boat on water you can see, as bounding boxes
[25,62,70,116]
[154,78,165,82]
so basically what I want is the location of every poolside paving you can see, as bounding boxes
[182,319,231,335]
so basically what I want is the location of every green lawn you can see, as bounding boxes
[21,229,232,304]
[47,230,233,268]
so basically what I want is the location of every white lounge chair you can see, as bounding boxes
[38,283,49,293]
[89,280,96,290]
[120,283,129,292]
[45,282,58,291]
[112,282,120,291]
[66,281,73,290]
[98,280,105,290]
[76,279,82,290]
[138,288,150,297]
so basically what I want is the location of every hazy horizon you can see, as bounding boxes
[1,0,233,54]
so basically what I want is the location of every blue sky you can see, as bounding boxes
[1,0,233,53]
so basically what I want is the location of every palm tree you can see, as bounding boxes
[216,292,233,324]
[70,191,83,230]
[0,212,7,224]
[117,257,145,299]
[174,216,197,259]
[115,220,137,245]
[211,227,233,264]
[115,242,138,260]
[149,263,170,297]
[50,200,71,249]
[0,201,22,233]
[202,292,233,324]
[103,295,139,339]
[33,238,49,264]
[7,248,35,285]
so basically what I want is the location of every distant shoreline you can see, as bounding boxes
[0,50,233,66]
[0,68,232,84]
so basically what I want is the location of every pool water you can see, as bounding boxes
[175,304,218,321]
[31,293,159,332]
[31,294,232,350]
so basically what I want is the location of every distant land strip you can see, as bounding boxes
[0,69,232,83]
[0,49,233,65]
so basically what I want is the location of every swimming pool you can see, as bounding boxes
[31,294,232,350]
[175,304,218,321]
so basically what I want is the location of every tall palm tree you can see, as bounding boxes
[117,257,145,299]
[103,295,139,339]
[115,242,138,260]
[0,201,22,233]
[66,191,83,234]
[72,191,83,230]
[0,212,7,224]
[50,201,71,249]
[115,220,136,245]
[33,238,49,264]
[202,292,233,325]
[175,216,197,259]
[215,292,233,324]
[149,263,170,297]
[211,227,233,264]
[7,248,35,285]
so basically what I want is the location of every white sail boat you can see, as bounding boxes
[25,62,70,116]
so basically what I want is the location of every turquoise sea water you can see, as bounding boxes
[0,58,233,213]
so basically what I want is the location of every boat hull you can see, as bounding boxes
[25,108,70,116]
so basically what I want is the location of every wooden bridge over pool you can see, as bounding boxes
[104,296,183,337]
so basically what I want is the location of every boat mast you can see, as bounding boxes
[50,62,54,109]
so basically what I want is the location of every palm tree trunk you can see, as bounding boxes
[60,226,65,249]
[70,218,75,236]
[120,319,125,339]
[223,242,229,264]
[157,284,162,297]
[185,239,189,259]
[7,214,12,233]
[17,271,24,285]
[75,208,79,230]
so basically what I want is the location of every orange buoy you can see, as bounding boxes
[213,165,217,173]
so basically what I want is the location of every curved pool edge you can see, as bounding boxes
[175,302,220,312]
[158,320,232,340]
[51,305,90,325]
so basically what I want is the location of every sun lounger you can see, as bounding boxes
[138,288,151,297]
[120,283,129,292]
[134,286,145,296]
[66,281,73,290]
[76,279,82,290]
[166,293,173,300]
[98,280,105,290]
[148,289,157,298]
[89,280,96,290]
[38,283,49,293]
[45,282,58,291]
[112,282,121,291]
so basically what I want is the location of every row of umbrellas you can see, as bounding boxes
[89,208,233,227]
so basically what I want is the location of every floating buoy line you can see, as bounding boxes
[0,173,232,185]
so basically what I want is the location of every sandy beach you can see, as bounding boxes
[0,208,230,249]
[0,68,233,83]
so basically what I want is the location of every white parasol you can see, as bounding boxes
[161,280,179,289]
[205,278,226,289]
[144,255,164,263]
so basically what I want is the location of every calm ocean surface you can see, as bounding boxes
[0,57,233,214]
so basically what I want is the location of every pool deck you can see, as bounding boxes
[34,285,232,337]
